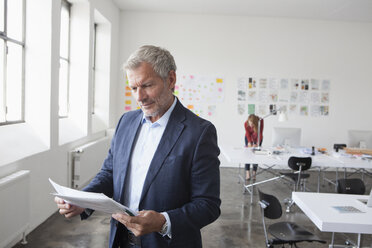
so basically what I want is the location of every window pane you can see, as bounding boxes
[0,39,5,122]
[60,4,69,59]
[59,59,69,117]
[0,0,4,33]
[7,0,24,41]
[6,42,23,121]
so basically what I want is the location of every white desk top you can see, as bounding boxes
[220,146,372,170]
[292,192,372,234]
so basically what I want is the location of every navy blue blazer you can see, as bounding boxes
[83,100,221,248]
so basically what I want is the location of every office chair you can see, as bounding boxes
[258,189,326,248]
[337,178,365,195]
[281,156,312,212]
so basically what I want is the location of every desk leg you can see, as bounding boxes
[250,185,253,204]
[238,163,241,184]
[357,233,361,248]
[318,167,321,192]
[335,168,339,192]
[331,232,335,248]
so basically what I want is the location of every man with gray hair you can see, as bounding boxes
[55,45,221,248]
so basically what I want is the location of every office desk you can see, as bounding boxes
[292,192,372,247]
[221,146,372,202]
[221,146,372,170]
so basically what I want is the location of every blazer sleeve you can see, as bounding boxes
[167,123,221,242]
[80,115,126,220]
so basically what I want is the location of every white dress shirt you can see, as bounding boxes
[123,97,177,236]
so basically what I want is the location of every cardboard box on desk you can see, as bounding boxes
[344,148,372,156]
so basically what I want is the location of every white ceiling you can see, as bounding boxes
[113,0,372,22]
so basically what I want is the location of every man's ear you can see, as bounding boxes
[168,70,176,91]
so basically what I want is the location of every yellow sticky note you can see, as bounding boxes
[187,105,194,110]
[125,100,131,105]
[125,92,132,97]
[216,78,223,83]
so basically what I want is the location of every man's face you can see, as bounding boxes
[127,62,176,122]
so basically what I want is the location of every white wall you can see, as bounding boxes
[118,11,372,166]
[0,0,120,245]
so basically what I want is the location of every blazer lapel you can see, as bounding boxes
[139,101,186,204]
[118,112,143,203]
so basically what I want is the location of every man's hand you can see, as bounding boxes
[112,210,166,237]
[54,196,85,218]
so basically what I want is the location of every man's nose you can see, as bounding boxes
[136,87,146,101]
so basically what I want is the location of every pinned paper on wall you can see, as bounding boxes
[311,79,320,90]
[268,91,278,102]
[299,92,309,103]
[280,79,289,90]
[320,105,329,116]
[258,104,267,116]
[278,90,289,103]
[207,105,216,116]
[248,104,255,115]
[248,77,257,89]
[238,90,246,101]
[289,104,297,115]
[290,92,298,102]
[322,80,330,91]
[268,78,279,90]
[258,91,268,103]
[237,104,245,115]
[311,92,320,104]
[321,93,329,103]
[301,80,309,90]
[291,79,300,90]
[247,91,257,101]
[300,105,309,116]
[259,78,267,89]
[311,105,321,117]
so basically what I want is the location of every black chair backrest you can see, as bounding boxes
[258,189,282,219]
[288,156,312,171]
[337,178,366,195]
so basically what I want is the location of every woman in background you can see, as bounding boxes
[244,114,264,181]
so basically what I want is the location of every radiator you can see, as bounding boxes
[0,170,30,248]
[71,137,110,189]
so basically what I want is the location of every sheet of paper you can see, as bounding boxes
[49,178,137,216]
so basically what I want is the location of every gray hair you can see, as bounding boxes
[123,45,177,81]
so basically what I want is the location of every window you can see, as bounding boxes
[59,0,71,118]
[91,23,97,115]
[0,0,25,125]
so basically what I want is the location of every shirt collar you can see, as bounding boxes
[142,97,177,127]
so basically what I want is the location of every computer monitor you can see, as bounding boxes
[347,130,372,149]
[272,127,301,147]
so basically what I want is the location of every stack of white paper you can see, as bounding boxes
[49,178,137,216]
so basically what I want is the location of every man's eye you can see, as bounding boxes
[131,87,137,91]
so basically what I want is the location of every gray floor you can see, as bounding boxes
[14,167,372,248]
